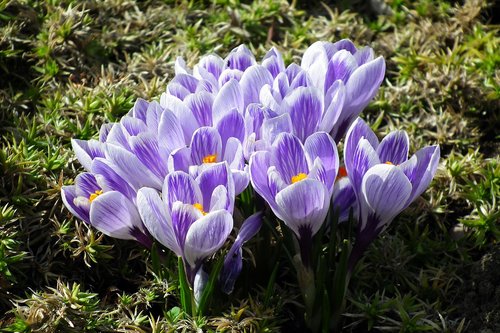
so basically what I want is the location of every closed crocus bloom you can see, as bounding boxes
[344,118,440,270]
[301,40,386,141]
[137,162,235,284]
[249,132,339,266]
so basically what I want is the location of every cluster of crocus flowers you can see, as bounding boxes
[62,40,439,300]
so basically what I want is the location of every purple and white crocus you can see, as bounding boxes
[137,162,235,284]
[249,132,339,266]
[344,118,440,271]
[301,40,386,142]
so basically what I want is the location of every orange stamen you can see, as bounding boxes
[193,203,207,216]
[202,154,217,164]
[89,190,103,202]
[336,166,347,180]
[291,173,307,184]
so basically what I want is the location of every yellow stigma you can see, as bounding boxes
[385,161,394,165]
[89,190,103,202]
[202,154,217,164]
[193,203,207,215]
[291,173,307,184]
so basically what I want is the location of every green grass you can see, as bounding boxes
[1,0,499,331]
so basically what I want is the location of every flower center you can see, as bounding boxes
[193,203,207,215]
[202,154,217,164]
[291,173,307,184]
[336,166,347,180]
[89,190,103,202]
[385,161,393,165]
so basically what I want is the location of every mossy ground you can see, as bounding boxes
[1,0,499,332]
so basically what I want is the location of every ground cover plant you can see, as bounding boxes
[1,0,499,332]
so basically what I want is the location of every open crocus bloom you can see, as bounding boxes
[344,118,440,270]
[61,168,151,248]
[137,162,235,284]
[249,132,338,265]
[301,40,386,142]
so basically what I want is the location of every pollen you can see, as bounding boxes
[89,190,103,202]
[193,203,207,216]
[202,154,217,164]
[291,173,307,184]
[385,161,394,165]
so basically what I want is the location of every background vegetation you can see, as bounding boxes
[1,0,498,331]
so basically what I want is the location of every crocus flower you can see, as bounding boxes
[249,132,339,266]
[344,118,440,270]
[220,212,263,294]
[331,174,357,223]
[301,40,386,141]
[61,161,151,248]
[137,162,235,284]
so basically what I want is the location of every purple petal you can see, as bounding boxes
[332,177,357,222]
[259,84,281,110]
[171,202,203,253]
[137,187,182,256]
[301,42,329,91]
[167,82,190,100]
[232,169,250,196]
[220,211,263,294]
[146,101,164,132]
[377,130,410,165]
[239,65,274,107]
[184,91,214,127]
[209,185,231,211]
[158,109,186,153]
[281,87,323,141]
[218,69,243,87]
[120,116,148,137]
[75,172,100,197]
[267,166,287,198]
[360,164,412,230]
[272,133,309,184]
[354,46,374,65]
[92,158,136,200]
[130,98,149,123]
[99,123,113,142]
[216,109,245,150]
[71,139,105,171]
[274,179,330,237]
[196,162,234,213]
[249,151,276,207]
[273,72,290,98]
[195,54,224,81]
[89,191,143,240]
[170,74,199,94]
[332,39,357,54]
[105,143,162,189]
[190,127,222,165]
[161,95,199,143]
[129,132,168,180]
[225,45,256,71]
[61,185,90,223]
[261,113,293,147]
[175,57,191,75]
[168,147,191,173]
[262,47,285,78]
[344,56,385,111]
[212,79,244,124]
[224,137,245,171]
[400,145,440,206]
[106,123,130,150]
[184,210,233,267]
[324,50,357,90]
[320,80,346,133]
[304,132,339,192]
[345,138,380,195]
[163,171,203,209]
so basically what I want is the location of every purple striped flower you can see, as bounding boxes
[137,162,235,284]
[61,160,151,247]
[301,40,386,141]
[220,212,263,294]
[344,118,440,270]
[249,132,339,266]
